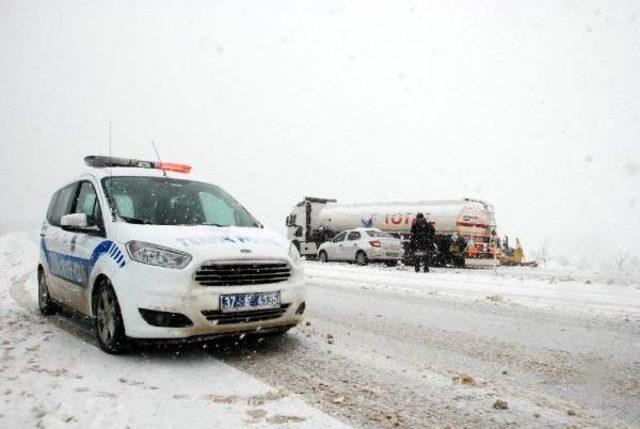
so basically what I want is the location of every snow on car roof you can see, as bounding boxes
[344,227,383,232]
[85,166,192,180]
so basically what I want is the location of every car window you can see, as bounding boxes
[113,194,135,218]
[333,232,347,242]
[73,181,103,226]
[366,229,393,238]
[347,231,361,240]
[48,183,77,227]
[198,192,237,226]
[102,176,259,227]
[46,191,59,225]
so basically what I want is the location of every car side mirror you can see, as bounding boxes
[61,213,101,234]
[61,213,88,228]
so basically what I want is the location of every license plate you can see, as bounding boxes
[219,291,281,313]
[386,252,398,257]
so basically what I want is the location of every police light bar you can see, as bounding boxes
[84,156,191,173]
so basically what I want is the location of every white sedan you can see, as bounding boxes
[318,228,404,266]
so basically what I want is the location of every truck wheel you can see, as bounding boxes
[38,270,57,315]
[356,251,369,266]
[319,250,329,263]
[94,279,129,354]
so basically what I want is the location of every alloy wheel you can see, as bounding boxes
[96,289,116,345]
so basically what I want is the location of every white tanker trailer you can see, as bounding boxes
[286,197,499,268]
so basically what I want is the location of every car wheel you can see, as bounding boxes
[319,250,329,263]
[38,270,57,315]
[94,279,129,354]
[356,250,369,266]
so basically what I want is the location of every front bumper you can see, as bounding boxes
[113,259,305,339]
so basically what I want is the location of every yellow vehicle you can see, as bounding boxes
[499,238,537,267]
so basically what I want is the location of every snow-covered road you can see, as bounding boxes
[0,232,347,429]
[2,230,639,428]
[222,263,640,428]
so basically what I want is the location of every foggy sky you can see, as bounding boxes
[1,1,639,266]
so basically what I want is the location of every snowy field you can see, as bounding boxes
[1,230,639,428]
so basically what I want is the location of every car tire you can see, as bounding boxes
[38,270,57,315]
[93,279,129,354]
[355,250,369,266]
[319,250,329,263]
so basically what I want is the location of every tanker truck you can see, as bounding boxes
[285,197,499,268]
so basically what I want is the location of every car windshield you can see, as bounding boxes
[365,229,393,238]
[102,176,260,227]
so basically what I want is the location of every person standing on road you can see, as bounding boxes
[410,213,435,272]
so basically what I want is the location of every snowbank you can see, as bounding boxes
[305,261,640,320]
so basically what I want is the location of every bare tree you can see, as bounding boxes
[615,247,630,272]
[538,238,550,268]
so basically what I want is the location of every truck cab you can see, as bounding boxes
[286,197,336,257]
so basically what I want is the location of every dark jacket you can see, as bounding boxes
[410,218,435,251]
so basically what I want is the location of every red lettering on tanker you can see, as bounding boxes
[384,213,420,225]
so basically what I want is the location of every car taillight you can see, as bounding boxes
[369,240,381,248]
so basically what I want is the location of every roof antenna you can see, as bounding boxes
[151,141,167,177]
[109,121,112,162]
[107,121,118,222]
[109,121,114,172]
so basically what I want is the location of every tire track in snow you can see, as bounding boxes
[8,270,97,347]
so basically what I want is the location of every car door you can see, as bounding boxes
[41,182,79,303]
[345,231,362,261]
[67,180,107,313]
[330,232,347,260]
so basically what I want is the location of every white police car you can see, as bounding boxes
[38,156,305,353]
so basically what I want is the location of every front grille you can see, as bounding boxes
[202,304,290,325]
[195,262,291,286]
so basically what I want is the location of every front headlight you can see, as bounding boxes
[288,242,302,264]
[126,241,192,269]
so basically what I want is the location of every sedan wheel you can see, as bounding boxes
[356,251,369,266]
[319,250,329,263]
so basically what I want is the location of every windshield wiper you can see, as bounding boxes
[200,222,226,227]
[120,216,154,225]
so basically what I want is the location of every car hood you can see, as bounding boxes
[113,224,291,262]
